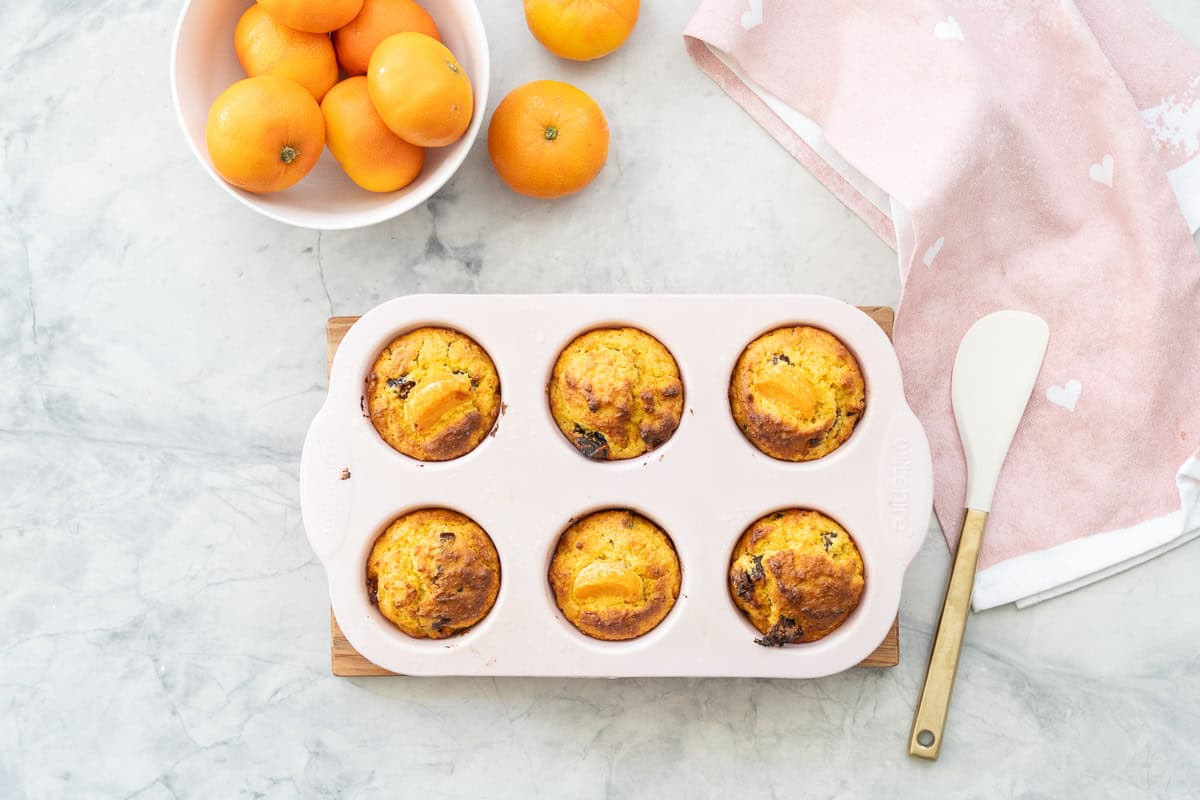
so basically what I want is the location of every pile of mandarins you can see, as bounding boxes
[207,0,473,194]
[205,0,640,199]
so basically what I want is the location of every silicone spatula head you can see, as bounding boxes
[952,311,1049,511]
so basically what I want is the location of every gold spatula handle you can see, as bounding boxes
[908,508,988,760]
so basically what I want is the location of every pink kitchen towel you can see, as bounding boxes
[685,1,1200,609]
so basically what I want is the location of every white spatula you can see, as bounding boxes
[908,310,1049,760]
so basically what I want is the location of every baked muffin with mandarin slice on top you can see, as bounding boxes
[367,508,500,639]
[548,509,681,641]
[729,509,865,646]
[548,327,683,460]
[367,327,501,461]
[730,326,865,461]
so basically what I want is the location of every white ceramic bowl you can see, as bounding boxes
[171,0,489,230]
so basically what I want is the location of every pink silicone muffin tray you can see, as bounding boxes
[299,294,933,678]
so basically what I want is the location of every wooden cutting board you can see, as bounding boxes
[324,307,903,676]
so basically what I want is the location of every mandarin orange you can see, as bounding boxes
[487,80,609,199]
[523,0,639,61]
[205,75,325,193]
[234,4,338,102]
[333,0,441,76]
[322,77,426,192]
[258,0,364,33]
[367,32,473,147]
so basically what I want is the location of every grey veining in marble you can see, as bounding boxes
[4,1,1200,797]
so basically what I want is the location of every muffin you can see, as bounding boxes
[729,509,864,646]
[549,509,681,641]
[548,327,684,460]
[367,508,501,639]
[729,326,865,461]
[367,327,501,461]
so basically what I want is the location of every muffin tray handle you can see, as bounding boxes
[299,402,353,563]
[880,408,936,564]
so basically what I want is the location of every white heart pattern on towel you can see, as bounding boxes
[734,0,763,30]
[1089,154,1114,187]
[740,0,763,30]
[923,236,945,267]
[1046,379,1082,411]
[934,16,964,41]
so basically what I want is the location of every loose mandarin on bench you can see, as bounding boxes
[487,80,609,200]
[523,0,640,61]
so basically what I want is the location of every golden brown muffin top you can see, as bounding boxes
[367,508,501,640]
[729,509,864,646]
[367,327,501,462]
[548,327,684,460]
[549,509,681,641]
[730,326,865,461]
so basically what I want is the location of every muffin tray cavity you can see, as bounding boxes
[300,295,933,678]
